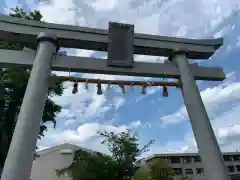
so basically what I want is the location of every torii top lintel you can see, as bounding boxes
[0,15,223,59]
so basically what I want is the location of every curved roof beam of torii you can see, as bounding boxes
[0,15,223,59]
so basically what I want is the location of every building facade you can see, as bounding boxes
[30,143,83,180]
[31,144,240,180]
[136,152,240,180]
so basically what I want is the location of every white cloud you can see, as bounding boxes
[75,49,95,57]
[161,72,240,126]
[39,119,146,153]
[154,72,240,153]
[51,81,110,122]
[57,108,76,120]
[112,97,125,110]
[155,102,240,153]
[36,0,240,39]
[39,122,128,153]
[214,24,231,38]
[38,0,77,25]
[129,120,142,128]
[91,0,118,11]
[4,0,20,14]
[63,119,76,126]
[134,55,166,63]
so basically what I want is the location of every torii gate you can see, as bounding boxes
[0,16,229,180]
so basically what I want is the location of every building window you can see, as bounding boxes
[170,156,181,163]
[233,155,240,161]
[173,168,182,175]
[182,156,192,164]
[193,156,201,163]
[196,168,204,174]
[185,168,193,175]
[223,155,232,161]
[227,166,235,173]
[230,175,240,180]
[236,165,240,172]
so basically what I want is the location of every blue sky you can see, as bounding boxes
[1,0,240,156]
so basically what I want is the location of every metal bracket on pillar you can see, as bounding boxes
[107,22,134,68]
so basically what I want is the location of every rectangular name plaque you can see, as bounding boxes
[107,22,134,68]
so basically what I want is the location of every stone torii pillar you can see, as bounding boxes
[170,51,229,180]
[0,32,59,180]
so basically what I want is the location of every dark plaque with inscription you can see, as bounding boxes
[107,22,134,68]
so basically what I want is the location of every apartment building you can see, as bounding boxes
[31,143,240,180]
[136,152,240,180]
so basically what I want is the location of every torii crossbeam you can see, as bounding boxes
[0,15,229,180]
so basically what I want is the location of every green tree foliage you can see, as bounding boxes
[0,7,63,173]
[150,159,174,180]
[100,130,154,180]
[135,159,174,180]
[57,149,117,180]
[58,130,155,180]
